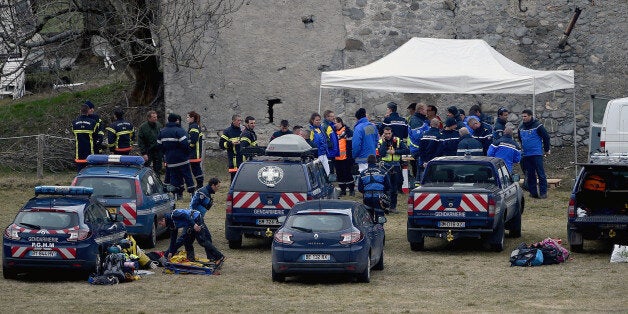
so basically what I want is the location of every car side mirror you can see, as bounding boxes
[163,184,177,193]
[278,216,286,224]
[377,216,387,224]
[512,174,520,183]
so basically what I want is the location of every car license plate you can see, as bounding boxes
[256,218,280,226]
[304,254,330,261]
[438,221,465,228]
[30,250,57,257]
[107,207,118,215]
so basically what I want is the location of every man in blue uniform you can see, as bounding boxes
[159,208,225,265]
[438,118,461,156]
[492,107,510,143]
[189,178,220,217]
[381,102,409,140]
[457,127,484,156]
[358,155,392,217]
[518,110,551,199]
[106,108,135,155]
[487,124,521,173]
[418,118,442,179]
[353,108,379,172]
[158,113,195,198]
[468,117,493,154]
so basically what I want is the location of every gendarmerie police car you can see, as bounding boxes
[72,155,175,248]
[226,135,337,249]
[3,186,126,279]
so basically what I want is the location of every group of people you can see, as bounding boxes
[71,100,207,199]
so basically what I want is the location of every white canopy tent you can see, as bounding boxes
[319,37,577,163]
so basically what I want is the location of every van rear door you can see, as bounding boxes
[589,95,611,155]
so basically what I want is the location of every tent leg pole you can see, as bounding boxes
[318,88,323,113]
[573,89,578,179]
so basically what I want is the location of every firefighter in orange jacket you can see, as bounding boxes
[333,117,355,196]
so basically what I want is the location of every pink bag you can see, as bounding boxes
[537,238,570,263]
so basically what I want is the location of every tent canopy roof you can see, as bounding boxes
[320,38,574,95]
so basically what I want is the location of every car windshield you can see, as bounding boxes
[424,163,495,184]
[286,213,350,232]
[15,210,79,230]
[233,163,308,192]
[75,177,136,198]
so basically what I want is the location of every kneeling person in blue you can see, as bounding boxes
[358,155,392,217]
[189,177,220,217]
[158,209,225,266]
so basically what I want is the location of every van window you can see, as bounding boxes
[75,177,135,198]
[233,163,308,192]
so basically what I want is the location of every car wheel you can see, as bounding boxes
[228,238,242,249]
[373,250,384,271]
[356,253,371,283]
[144,222,157,249]
[3,266,17,280]
[488,215,505,252]
[271,268,285,282]
[509,210,522,238]
[568,229,584,253]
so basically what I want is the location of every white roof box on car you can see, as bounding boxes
[266,134,317,157]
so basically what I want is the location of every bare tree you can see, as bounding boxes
[0,0,244,105]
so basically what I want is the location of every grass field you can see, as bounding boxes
[0,157,626,313]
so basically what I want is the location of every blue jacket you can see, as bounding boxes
[492,117,508,143]
[487,134,522,172]
[309,124,329,157]
[269,130,292,142]
[358,164,391,200]
[352,118,379,164]
[438,129,460,156]
[418,127,441,165]
[408,112,428,130]
[158,122,190,167]
[382,112,409,139]
[165,209,202,255]
[321,119,340,158]
[189,185,214,217]
[457,134,484,156]
[463,115,481,135]
[407,122,429,156]
[518,118,550,157]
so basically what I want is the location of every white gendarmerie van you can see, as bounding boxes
[600,97,628,154]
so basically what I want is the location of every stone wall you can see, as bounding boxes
[164,0,627,149]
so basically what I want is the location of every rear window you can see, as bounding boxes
[424,163,495,184]
[75,177,136,198]
[15,210,79,230]
[580,168,628,191]
[286,213,351,232]
[233,163,308,192]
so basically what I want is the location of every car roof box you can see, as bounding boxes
[265,134,318,157]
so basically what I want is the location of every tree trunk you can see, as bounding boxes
[129,56,163,106]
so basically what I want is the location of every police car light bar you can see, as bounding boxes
[35,186,94,196]
[87,154,145,166]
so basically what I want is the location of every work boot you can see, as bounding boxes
[339,190,346,197]
[349,190,355,197]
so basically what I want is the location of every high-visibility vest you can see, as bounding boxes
[379,137,401,162]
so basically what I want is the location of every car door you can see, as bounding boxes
[141,169,173,235]
[355,205,383,259]
[85,204,124,246]
[313,161,334,198]
[498,163,518,220]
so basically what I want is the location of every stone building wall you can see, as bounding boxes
[164,0,627,149]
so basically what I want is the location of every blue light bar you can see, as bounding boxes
[86,154,145,166]
[35,186,94,196]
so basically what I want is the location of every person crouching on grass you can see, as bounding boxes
[158,208,225,266]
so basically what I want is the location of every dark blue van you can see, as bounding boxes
[225,135,337,249]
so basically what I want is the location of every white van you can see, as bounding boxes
[600,97,628,154]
